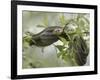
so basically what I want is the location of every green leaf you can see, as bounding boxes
[63,54,71,61]
[82,16,89,25]
[57,52,62,58]
[79,19,85,27]
[55,45,66,51]
[58,36,68,45]
[59,14,67,27]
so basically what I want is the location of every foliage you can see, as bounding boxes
[55,13,89,66]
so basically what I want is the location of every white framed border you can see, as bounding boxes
[17,5,95,75]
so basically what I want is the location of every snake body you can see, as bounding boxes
[30,26,64,46]
[73,36,89,65]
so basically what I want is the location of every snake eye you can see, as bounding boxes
[53,28,63,35]
[55,29,60,32]
[55,28,63,33]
